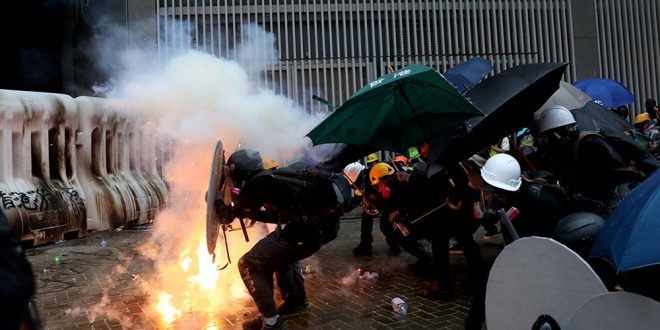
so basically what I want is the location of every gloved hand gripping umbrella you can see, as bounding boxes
[306,64,484,153]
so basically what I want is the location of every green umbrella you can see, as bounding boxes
[306,64,484,153]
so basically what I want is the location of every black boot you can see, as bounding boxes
[352,242,373,256]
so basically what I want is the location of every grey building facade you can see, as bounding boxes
[151,1,660,114]
[4,1,658,114]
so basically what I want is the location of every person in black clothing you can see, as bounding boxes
[536,105,659,208]
[352,153,387,256]
[394,143,487,329]
[216,149,352,330]
[0,209,37,330]
[367,162,433,267]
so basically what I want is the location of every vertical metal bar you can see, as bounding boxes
[187,0,192,49]
[369,0,376,76]
[563,0,576,80]
[422,1,430,66]
[313,0,321,113]
[274,0,281,94]
[320,1,328,104]
[439,1,448,71]
[348,0,356,97]
[599,0,610,77]
[201,0,207,52]
[510,0,519,65]
[342,1,349,101]
[483,1,493,70]
[157,0,163,64]
[432,1,439,70]
[449,1,457,67]
[209,0,215,55]
[611,0,620,79]
[496,0,505,70]
[458,0,466,63]
[409,0,418,64]
[645,0,658,100]
[521,0,531,64]
[398,0,405,67]
[358,1,366,88]
[383,1,391,74]
[331,1,338,103]
[297,0,304,109]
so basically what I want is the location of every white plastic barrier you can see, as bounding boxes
[0,89,169,243]
[75,96,168,231]
[0,90,87,245]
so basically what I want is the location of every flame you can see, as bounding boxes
[190,240,219,290]
[135,143,268,327]
[156,292,181,324]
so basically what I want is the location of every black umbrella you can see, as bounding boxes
[430,62,568,169]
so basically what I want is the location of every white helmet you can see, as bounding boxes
[539,105,576,134]
[343,162,365,184]
[480,154,522,191]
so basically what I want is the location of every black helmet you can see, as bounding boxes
[227,149,263,184]
[554,212,605,256]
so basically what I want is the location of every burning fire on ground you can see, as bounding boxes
[138,143,271,327]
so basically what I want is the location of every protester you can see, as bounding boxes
[536,105,659,208]
[352,153,382,256]
[367,162,433,267]
[0,209,37,330]
[612,105,630,121]
[215,149,352,330]
[645,98,659,123]
[489,135,511,157]
[632,112,660,155]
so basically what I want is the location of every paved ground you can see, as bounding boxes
[26,216,505,330]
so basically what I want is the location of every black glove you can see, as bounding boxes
[216,204,234,225]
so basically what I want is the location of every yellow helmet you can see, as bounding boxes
[366,153,380,164]
[264,159,280,169]
[635,112,651,124]
[369,162,395,185]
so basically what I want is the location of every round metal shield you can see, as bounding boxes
[206,140,224,256]
[486,237,607,330]
[567,292,660,330]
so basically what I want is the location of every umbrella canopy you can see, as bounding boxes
[590,169,660,272]
[431,62,568,166]
[573,78,636,109]
[539,81,592,111]
[306,64,484,153]
[444,57,494,93]
[533,82,633,133]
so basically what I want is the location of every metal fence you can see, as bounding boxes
[157,1,580,112]
[595,0,660,114]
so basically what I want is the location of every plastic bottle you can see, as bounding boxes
[391,297,408,316]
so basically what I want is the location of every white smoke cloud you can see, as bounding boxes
[87,18,331,325]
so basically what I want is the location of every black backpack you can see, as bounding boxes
[270,162,351,219]
[574,128,659,180]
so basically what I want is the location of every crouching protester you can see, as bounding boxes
[215,149,353,330]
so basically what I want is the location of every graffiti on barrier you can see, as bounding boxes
[0,189,59,211]
[62,188,85,211]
